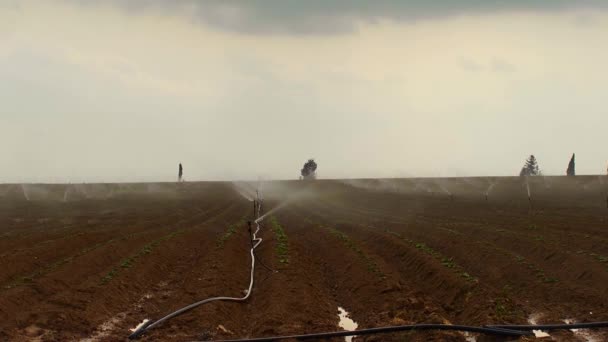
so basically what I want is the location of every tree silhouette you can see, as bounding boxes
[520,155,540,176]
[566,153,575,176]
[301,159,317,180]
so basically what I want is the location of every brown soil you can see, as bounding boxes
[1,177,607,341]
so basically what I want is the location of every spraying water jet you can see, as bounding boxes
[20,184,30,201]
[255,201,290,224]
[525,177,532,210]
[485,182,497,202]
[63,186,70,202]
[435,181,453,201]
[232,183,255,202]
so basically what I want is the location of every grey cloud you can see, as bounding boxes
[458,57,484,72]
[572,14,598,28]
[491,58,516,73]
[66,0,608,35]
[457,57,517,73]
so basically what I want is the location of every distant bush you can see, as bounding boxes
[520,155,540,176]
[301,159,317,180]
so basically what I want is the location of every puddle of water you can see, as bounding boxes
[564,319,600,342]
[338,307,358,342]
[528,314,550,338]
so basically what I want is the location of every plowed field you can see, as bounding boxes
[1,177,607,341]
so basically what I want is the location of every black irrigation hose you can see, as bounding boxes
[489,321,608,330]
[196,324,532,342]
[198,321,608,342]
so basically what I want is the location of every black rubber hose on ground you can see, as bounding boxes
[488,321,608,330]
[194,321,608,342]
[196,324,532,342]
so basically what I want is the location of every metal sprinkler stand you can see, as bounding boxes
[247,221,254,249]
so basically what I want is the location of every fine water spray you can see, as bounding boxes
[485,182,497,202]
[525,177,532,210]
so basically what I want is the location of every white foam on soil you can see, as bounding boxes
[130,319,150,333]
[80,292,154,341]
[462,331,477,342]
[80,314,125,342]
[528,313,550,338]
[338,307,358,342]
[564,319,600,342]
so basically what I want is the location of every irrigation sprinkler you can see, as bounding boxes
[106,187,114,199]
[484,182,497,202]
[20,184,30,201]
[433,181,452,202]
[63,186,70,202]
[524,177,533,210]
[247,221,254,249]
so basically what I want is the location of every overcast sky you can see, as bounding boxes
[1,1,607,183]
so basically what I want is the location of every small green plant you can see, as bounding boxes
[327,227,384,278]
[441,257,456,269]
[270,217,289,264]
[494,301,507,318]
[384,229,477,283]
[461,272,474,280]
[415,242,439,257]
[101,231,181,285]
[217,221,244,248]
[543,277,559,283]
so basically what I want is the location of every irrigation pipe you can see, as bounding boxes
[129,200,265,340]
[197,321,608,342]
[196,324,532,341]
[488,321,608,330]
